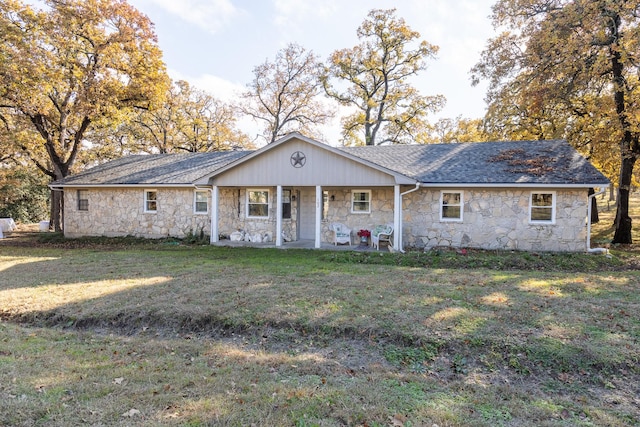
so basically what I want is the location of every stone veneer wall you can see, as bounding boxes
[64,186,589,251]
[320,188,395,243]
[401,188,588,252]
[64,187,211,238]
[217,188,297,241]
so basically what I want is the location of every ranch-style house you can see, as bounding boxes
[51,132,610,252]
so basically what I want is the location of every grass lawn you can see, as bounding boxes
[0,197,639,426]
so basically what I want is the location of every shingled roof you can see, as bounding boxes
[52,139,609,187]
[52,151,251,186]
[339,140,609,185]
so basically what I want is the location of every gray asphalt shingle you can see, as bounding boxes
[52,140,609,186]
[53,151,251,185]
[340,140,609,185]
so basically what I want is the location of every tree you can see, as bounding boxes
[241,43,332,144]
[122,80,252,154]
[0,164,50,222]
[471,0,640,243]
[322,8,445,146]
[428,116,488,143]
[0,0,169,231]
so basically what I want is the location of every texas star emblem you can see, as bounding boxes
[290,151,306,168]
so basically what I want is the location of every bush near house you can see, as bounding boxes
[0,166,49,222]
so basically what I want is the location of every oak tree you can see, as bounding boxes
[0,0,169,230]
[122,80,252,154]
[322,8,445,146]
[472,0,640,243]
[428,117,488,143]
[241,43,332,144]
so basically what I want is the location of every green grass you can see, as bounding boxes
[1,241,639,426]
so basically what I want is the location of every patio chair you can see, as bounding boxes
[371,223,393,250]
[330,222,352,246]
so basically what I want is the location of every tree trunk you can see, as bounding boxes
[612,155,634,244]
[609,19,635,244]
[50,189,63,232]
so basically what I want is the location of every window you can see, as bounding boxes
[351,190,371,214]
[247,189,269,218]
[282,189,291,219]
[144,190,157,213]
[440,191,463,221]
[530,192,555,223]
[194,190,208,214]
[77,190,88,211]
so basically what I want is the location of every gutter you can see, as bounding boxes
[419,183,609,189]
[586,186,609,255]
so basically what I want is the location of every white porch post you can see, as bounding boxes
[210,185,219,244]
[394,184,401,250]
[315,185,322,248]
[276,185,283,247]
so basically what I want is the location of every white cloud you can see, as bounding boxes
[137,0,240,34]
[167,68,244,101]
[272,0,338,27]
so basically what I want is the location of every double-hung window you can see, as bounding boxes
[247,189,269,218]
[530,192,555,223]
[144,190,157,213]
[194,190,208,214]
[77,190,88,211]
[440,191,463,221]
[351,190,371,214]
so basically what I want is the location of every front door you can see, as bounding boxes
[299,188,316,240]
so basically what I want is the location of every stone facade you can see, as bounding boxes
[217,188,297,242]
[63,187,211,239]
[402,188,588,252]
[63,186,590,252]
[320,188,395,243]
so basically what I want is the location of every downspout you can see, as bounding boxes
[586,186,609,254]
[394,183,421,253]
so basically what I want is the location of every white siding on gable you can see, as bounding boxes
[212,139,399,187]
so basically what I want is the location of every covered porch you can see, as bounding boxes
[194,133,417,251]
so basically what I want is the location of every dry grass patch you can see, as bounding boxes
[1,244,639,426]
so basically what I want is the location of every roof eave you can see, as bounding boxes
[48,183,201,189]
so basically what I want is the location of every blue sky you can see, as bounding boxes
[128,0,497,143]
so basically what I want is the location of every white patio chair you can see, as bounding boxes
[330,222,352,246]
[371,223,393,250]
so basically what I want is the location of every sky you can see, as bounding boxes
[127,0,497,144]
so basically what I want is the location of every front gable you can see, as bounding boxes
[196,133,416,187]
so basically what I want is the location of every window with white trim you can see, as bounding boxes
[440,191,463,221]
[77,190,88,211]
[247,189,269,218]
[530,192,555,223]
[194,190,208,214]
[351,190,371,214]
[144,190,157,213]
[282,189,291,219]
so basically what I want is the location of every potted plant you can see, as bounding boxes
[357,229,371,244]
